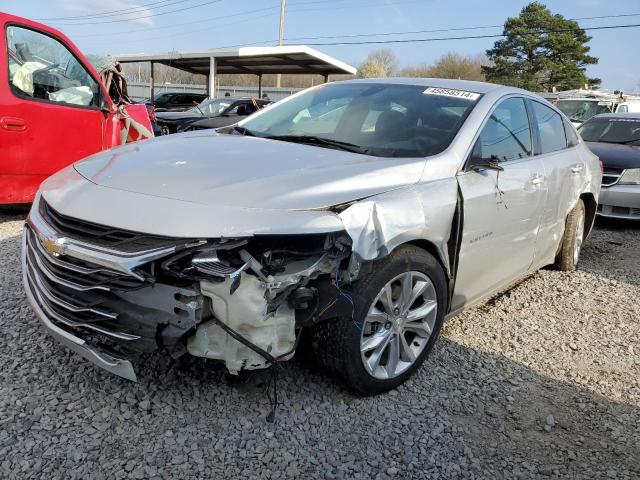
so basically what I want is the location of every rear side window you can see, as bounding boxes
[474,97,532,162]
[6,25,99,107]
[531,101,567,154]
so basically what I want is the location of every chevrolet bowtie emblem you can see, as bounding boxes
[41,236,65,257]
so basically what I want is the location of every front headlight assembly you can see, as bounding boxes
[619,168,640,185]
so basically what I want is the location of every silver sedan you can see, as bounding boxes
[22,78,601,395]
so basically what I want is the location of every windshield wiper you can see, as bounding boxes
[233,125,255,137]
[265,135,368,154]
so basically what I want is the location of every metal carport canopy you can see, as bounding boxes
[115,45,357,98]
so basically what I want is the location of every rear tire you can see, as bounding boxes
[556,198,586,271]
[308,245,447,396]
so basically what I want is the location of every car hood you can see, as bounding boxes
[73,132,425,210]
[586,141,640,169]
[155,111,202,121]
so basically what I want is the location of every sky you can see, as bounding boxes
[2,0,639,91]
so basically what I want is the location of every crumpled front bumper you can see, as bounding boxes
[21,230,137,381]
[597,184,640,220]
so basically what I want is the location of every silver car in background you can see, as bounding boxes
[22,79,600,395]
[579,113,640,220]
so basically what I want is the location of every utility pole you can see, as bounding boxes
[276,0,286,89]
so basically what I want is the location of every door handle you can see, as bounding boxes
[0,117,27,132]
[531,175,545,185]
[571,164,584,174]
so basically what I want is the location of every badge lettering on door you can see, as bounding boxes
[469,232,494,244]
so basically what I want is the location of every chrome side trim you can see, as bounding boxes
[22,230,138,381]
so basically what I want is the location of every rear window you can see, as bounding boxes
[579,117,640,145]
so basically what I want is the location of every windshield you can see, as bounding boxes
[557,100,612,123]
[189,98,231,116]
[579,117,640,145]
[239,83,481,157]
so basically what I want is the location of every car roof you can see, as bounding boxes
[330,77,521,95]
[590,112,640,121]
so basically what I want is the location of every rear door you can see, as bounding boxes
[1,22,105,203]
[453,97,547,308]
[528,100,583,267]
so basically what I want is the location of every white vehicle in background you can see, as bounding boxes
[545,90,640,127]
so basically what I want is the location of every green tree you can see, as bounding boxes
[482,2,599,91]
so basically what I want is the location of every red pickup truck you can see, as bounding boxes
[0,12,153,205]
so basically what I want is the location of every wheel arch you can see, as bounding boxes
[580,192,597,238]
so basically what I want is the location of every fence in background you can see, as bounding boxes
[127,82,304,101]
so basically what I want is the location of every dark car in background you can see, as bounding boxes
[155,96,271,135]
[141,92,208,112]
[579,113,640,220]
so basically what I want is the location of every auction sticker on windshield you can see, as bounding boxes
[423,87,480,101]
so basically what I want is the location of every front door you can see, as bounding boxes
[1,23,105,203]
[453,97,547,309]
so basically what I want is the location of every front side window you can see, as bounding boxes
[240,83,481,158]
[6,25,99,107]
[531,101,567,154]
[473,97,532,162]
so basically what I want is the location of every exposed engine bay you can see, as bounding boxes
[162,233,356,373]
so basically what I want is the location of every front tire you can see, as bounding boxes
[309,245,447,396]
[556,198,586,271]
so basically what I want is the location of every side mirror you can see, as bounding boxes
[98,90,112,114]
[467,155,504,172]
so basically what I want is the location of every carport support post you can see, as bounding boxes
[258,74,263,99]
[150,61,155,105]
[323,74,329,84]
[208,56,216,99]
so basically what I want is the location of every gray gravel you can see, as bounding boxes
[1,210,638,479]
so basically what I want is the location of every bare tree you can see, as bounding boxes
[357,59,387,79]
[357,49,398,78]
[398,53,488,81]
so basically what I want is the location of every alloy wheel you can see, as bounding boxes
[360,271,437,379]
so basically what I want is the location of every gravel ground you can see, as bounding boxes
[1,210,638,479]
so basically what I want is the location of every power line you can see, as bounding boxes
[224,11,640,45]
[36,0,188,21]
[72,5,279,37]
[302,23,640,46]
[57,0,417,32]
[50,0,225,25]
[70,0,347,39]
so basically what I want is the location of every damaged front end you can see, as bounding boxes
[23,197,357,380]
[166,232,356,373]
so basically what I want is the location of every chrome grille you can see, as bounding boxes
[602,167,624,187]
[24,226,141,341]
[40,200,188,253]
